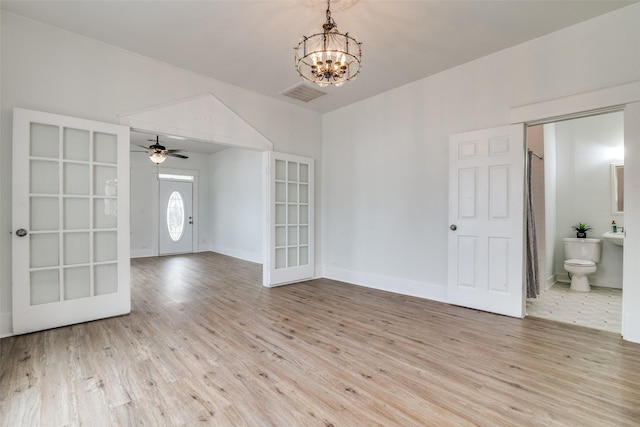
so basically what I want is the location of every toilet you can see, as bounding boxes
[563,238,602,292]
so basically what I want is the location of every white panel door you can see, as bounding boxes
[448,124,525,317]
[12,108,130,335]
[158,180,193,255]
[264,151,314,286]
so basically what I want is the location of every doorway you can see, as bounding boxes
[525,111,624,333]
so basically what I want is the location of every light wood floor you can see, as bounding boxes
[2,252,640,426]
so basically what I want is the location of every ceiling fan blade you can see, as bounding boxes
[167,153,189,159]
[165,149,185,153]
[137,144,152,149]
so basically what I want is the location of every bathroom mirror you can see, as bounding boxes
[611,162,624,214]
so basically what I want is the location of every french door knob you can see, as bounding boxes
[16,228,28,237]
[449,224,457,231]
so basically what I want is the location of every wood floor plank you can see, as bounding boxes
[2,252,640,426]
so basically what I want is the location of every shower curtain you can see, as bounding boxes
[526,150,541,298]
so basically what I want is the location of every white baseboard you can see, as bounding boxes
[0,312,13,338]
[210,245,262,264]
[322,266,447,303]
[130,248,155,258]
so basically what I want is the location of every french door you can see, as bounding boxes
[448,124,525,317]
[12,108,130,335]
[264,151,314,286]
[158,179,194,255]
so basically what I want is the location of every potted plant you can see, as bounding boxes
[573,222,592,238]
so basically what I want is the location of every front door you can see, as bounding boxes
[447,124,525,317]
[264,151,315,286]
[12,108,131,335]
[158,179,194,255]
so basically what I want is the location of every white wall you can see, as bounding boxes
[0,12,323,336]
[209,148,263,263]
[322,4,640,335]
[552,112,624,288]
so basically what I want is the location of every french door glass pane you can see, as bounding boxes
[64,266,90,300]
[275,248,286,269]
[30,197,59,231]
[300,205,309,224]
[30,270,59,305]
[64,232,90,265]
[30,123,59,158]
[94,132,117,164]
[275,205,286,225]
[63,128,90,161]
[30,160,59,194]
[94,166,117,196]
[64,198,90,230]
[287,226,298,245]
[287,205,298,223]
[288,183,298,202]
[94,231,117,262]
[30,233,59,268]
[275,226,286,247]
[287,247,298,267]
[299,184,309,203]
[94,199,117,229]
[95,264,118,295]
[64,163,90,195]
[299,164,309,183]
[299,226,308,245]
[276,182,286,203]
[275,160,286,180]
[287,161,298,181]
[300,246,309,265]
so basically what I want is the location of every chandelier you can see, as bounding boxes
[295,0,362,87]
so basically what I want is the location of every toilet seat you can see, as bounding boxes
[564,259,595,267]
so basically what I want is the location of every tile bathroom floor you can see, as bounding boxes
[526,282,622,333]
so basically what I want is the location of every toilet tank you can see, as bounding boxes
[563,238,602,262]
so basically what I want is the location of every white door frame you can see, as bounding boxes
[510,80,640,343]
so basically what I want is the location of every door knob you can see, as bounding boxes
[16,228,28,237]
[449,224,457,231]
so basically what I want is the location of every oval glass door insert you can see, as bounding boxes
[167,191,185,242]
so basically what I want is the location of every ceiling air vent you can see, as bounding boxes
[280,82,327,103]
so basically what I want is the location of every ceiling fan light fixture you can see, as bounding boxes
[295,0,362,88]
[149,152,167,164]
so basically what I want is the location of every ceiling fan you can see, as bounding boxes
[136,136,189,164]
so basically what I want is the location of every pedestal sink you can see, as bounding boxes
[602,231,624,246]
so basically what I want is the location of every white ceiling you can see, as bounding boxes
[3,0,636,115]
